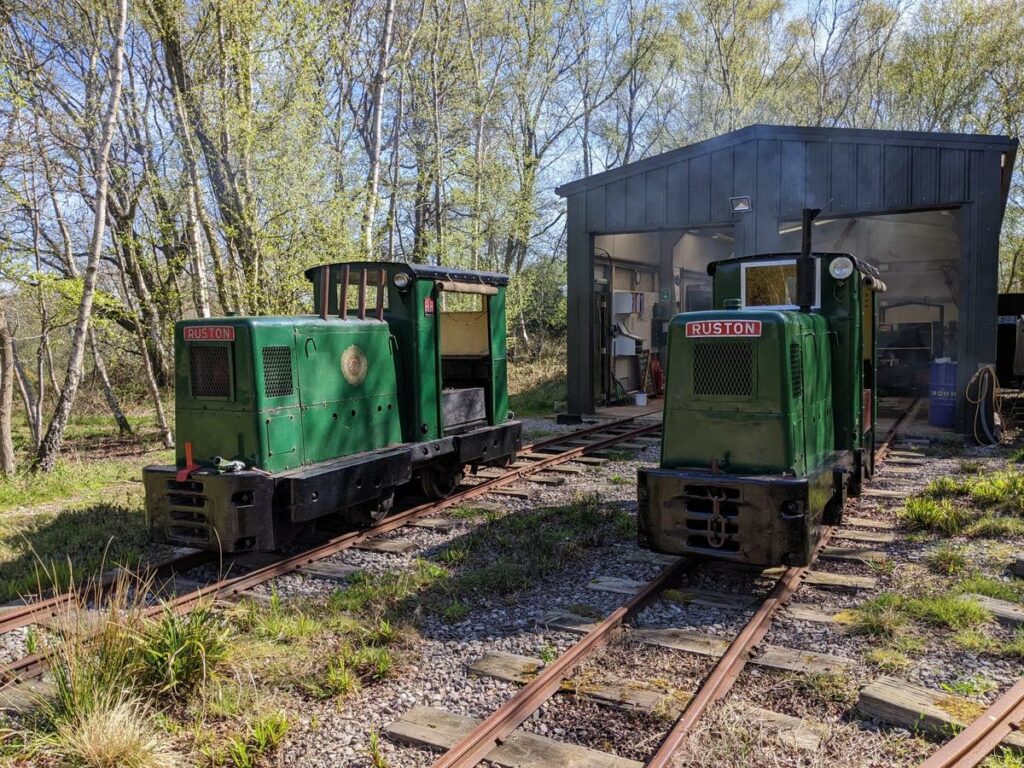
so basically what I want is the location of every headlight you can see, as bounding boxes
[393,272,411,289]
[828,256,854,280]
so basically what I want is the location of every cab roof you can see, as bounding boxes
[304,261,510,287]
[707,252,881,280]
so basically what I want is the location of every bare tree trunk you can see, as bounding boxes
[13,352,39,451]
[361,0,396,257]
[89,329,131,435]
[34,0,128,472]
[136,323,173,448]
[0,307,17,475]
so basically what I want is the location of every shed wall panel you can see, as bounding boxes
[884,145,910,208]
[626,173,646,229]
[666,161,688,226]
[805,141,830,210]
[912,146,938,205]
[645,167,666,226]
[857,143,882,209]
[780,140,805,218]
[606,179,626,230]
[586,187,605,231]
[710,148,734,222]
[688,154,711,223]
[831,142,858,211]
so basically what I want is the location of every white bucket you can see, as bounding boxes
[633,392,648,406]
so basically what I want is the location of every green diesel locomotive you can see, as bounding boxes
[143,262,521,553]
[638,210,886,567]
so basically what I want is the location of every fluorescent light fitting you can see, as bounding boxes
[729,195,752,213]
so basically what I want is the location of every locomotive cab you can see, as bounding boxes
[143,263,521,553]
[638,217,885,567]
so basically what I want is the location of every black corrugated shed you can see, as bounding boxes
[556,124,1018,428]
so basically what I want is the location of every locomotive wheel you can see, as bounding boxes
[356,491,395,527]
[419,466,464,499]
[490,454,514,469]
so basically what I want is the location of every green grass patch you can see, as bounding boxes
[983,748,1024,768]
[964,516,1024,537]
[0,500,151,604]
[905,594,992,630]
[233,592,321,642]
[927,544,969,575]
[842,593,908,638]
[786,671,856,707]
[940,674,997,697]
[953,627,1002,654]
[967,470,1024,513]
[924,476,971,499]
[866,647,911,672]
[958,460,985,475]
[609,474,630,486]
[508,355,566,417]
[897,497,973,536]
[955,575,1023,603]
[0,451,171,513]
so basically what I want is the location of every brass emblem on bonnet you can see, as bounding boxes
[341,345,368,386]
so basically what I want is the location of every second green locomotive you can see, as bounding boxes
[144,262,521,553]
[638,210,886,567]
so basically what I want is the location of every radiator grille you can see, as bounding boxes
[262,346,293,398]
[790,343,803,399]
[692,341,754,398]
[189,345,231,398]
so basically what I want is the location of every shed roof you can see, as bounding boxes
[555,124,1017,200]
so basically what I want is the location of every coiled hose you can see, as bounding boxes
[965,365,1002,445]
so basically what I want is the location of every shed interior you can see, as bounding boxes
[592,209,960,406]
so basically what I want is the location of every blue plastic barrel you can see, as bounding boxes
[929,361,958,427]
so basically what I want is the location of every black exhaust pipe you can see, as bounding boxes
[797,207,821,312]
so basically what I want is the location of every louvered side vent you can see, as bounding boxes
[262,346,293,398]
[189,345,231,398]
[692,341,754,398]
[790,343,803,399]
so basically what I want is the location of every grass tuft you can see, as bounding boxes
[843,593,907,638]
[898,497,973,536]
[136,604,230,696]
[44,695,177,768]
[927,544,969,575]
[905,594,992,630]
[955,575,1022,603]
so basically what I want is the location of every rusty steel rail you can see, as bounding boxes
[0,548,215,636]
[918,679,1024,768]
[643,526,836,767]
[0,416,644,641]
[1,419,658,682]
[642,399,921,767]
[430,558,692,768]
[430,400,918,768]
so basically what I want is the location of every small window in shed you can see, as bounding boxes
[741,259,819,309]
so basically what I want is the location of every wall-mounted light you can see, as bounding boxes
[729,195,752,213]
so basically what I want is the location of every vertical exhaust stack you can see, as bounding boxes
[797,207,821,313]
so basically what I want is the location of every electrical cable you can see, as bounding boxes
[965,366,1002,445]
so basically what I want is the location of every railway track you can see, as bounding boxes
[0,415,658,685]
[425,403,924,768]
